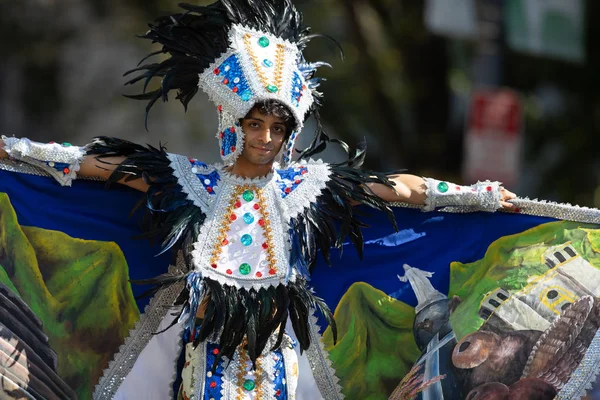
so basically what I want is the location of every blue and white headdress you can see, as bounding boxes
[125,0,330,165]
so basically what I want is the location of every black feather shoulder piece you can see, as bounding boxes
[288,141,401,276]
[87,136,206,266]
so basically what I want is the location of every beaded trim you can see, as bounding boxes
[423,178,502,212]
[281,341,298,400]
[556,328,600,399]
[168,153,216,210]
[189,170,294,290]
[306,311,345,399]
[1,136,86,187]
[197,24,313,164]
[277,160,331,221]
[92,260,186,399]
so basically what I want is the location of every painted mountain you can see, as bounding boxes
[322,282,421,400]
[0,192,139,399]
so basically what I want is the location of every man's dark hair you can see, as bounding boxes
[246,99,298,139]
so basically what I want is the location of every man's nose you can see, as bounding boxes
[257,128,271,143]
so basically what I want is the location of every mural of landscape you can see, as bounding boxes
[0,192,140,399]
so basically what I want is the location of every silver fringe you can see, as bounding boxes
[92,258,186,399]
[306,310,345,400]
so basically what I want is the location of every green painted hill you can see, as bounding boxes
[448,220,600,339]
[0,192,140,399]
[322,282,420,400]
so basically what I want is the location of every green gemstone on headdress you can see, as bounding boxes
[258,36,270,48]
[266,85,279,93]
[62,142,72,147]
[242,190,254,202]
[239,263,251,275]
[243,379,256,391]
[437,181,449,193]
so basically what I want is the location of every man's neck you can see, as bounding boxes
[229,159,274,179]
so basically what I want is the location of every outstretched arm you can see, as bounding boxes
[0,138,149,192]
[367,173,516,211]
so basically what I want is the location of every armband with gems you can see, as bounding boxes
[423,178,502,212]
[1,136,86,186]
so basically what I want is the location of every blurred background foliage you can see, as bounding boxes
[0,0,597,205]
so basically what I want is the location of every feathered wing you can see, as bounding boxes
[287,144,399,277]
[86,136,206,277]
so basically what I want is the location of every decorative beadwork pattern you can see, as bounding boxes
[220,126,238,157]
[214,54,253,102]
[423,178,502,212]
[277,160,331,221]
[1,136,85,186]
[197,24,314,165]
[168,154,216,209]
[275,164,309,198]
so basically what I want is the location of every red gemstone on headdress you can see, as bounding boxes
[219,132,224,139]
[284,187,291,194]
[217,105,223,112]
[231,146,236,152]
[212,348,219,355]
[301,170,308,175]
[235,201,242,208]
[210,382,217,389]
[229,127,235,133]
[206,187,213,193]
[221,150,225,156]
[214,68,220,75]
[189,158,195,163]
[63,167,70,174]
[276,389,281,396]
[486,186,492,191]
[253,203,260,210]
[262,242,268,249]
[269,269,276,275]
[230,214,237,221]
[295,180,301,184]
[256,272,263,278]
[222,238,229,245]
[223,78,229,85]
[232,87,239,93]
[226,269,233,275]
[258,219,265,227]
[211,263,217,269]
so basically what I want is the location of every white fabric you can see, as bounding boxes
[113,311,184,400]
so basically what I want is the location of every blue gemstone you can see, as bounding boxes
[243,213,255,224]
[241,91,252,101]
[263,59,273,68]
[241,234,253,246]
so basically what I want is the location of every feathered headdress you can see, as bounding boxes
[125,0,332,165]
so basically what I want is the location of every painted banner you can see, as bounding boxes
[2,161,600,399]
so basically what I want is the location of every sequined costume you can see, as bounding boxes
[0,1,505,398]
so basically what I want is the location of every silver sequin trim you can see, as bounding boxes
[556,328,600,399]
[423,178,501,212]
[168,153,215,210]
[306,311,345,399]
[92,258,186,399]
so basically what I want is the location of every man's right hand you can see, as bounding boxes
[0,139,7,159]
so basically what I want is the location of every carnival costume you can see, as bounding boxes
[0,1,504,398]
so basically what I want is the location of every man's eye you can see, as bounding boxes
[249,122,259,128]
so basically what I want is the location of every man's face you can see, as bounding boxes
[239,107,288,166]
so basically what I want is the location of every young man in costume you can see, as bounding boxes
[0,0,515,398]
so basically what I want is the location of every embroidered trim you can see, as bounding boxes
[190,342,208,400]
[1,136,86,186]
[281,339,298,400]
[278,160,331,221]
[92,259,187,399]
[305,311,345,399]
[168,153,216,210]
[423,178,502,212]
